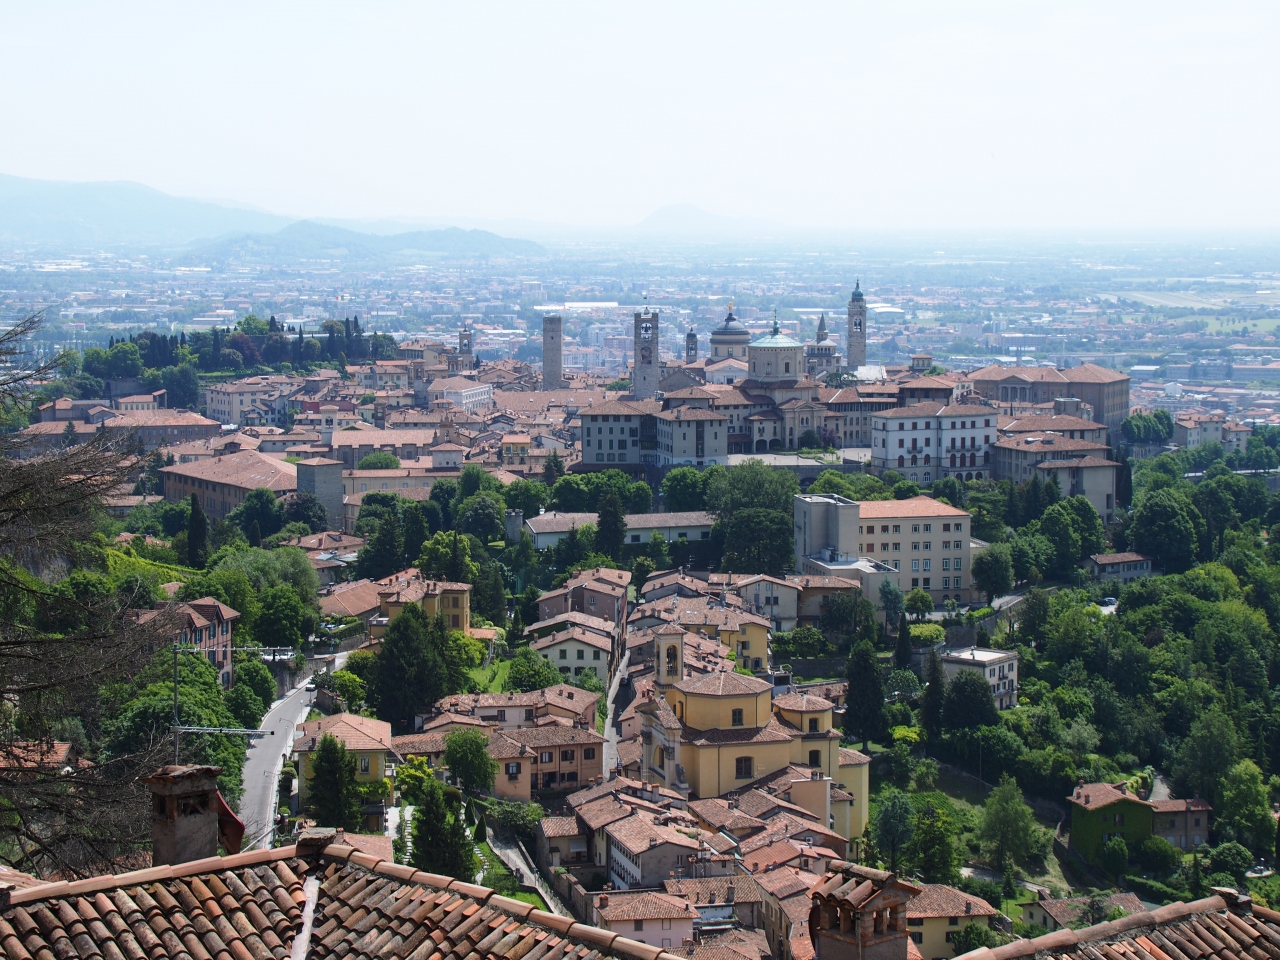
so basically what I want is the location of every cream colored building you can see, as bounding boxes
[906,884,997,960]
[794,493,973,606]
[655,407,729,467]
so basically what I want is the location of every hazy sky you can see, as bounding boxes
[2,2,1277,233]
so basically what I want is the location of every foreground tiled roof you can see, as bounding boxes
[0,840,687,960]
[959,894,1274,960]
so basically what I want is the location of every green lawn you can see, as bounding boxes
[477,841,549,911]
[469,660,511,693]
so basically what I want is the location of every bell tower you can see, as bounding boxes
[685,328,698,364]
[632,307,660,400]
[458,323,475,372]
[654,622,685,698]
[847,281,866,369]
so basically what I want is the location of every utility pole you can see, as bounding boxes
[171,644,297,764]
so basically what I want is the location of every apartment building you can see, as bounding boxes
[869,401,1000,483]
[938,646,1019,710]
[655,406,729,467]
[488,725,605,800]
[794,493,973,605]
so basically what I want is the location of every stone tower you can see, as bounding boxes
[542,313,564,390]
[457,323,475,372]
[632,307,660,400]
[685,328,698,364]
[847,281,867,369]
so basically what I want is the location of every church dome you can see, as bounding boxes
[709,304,752,359]
[850,281,864,302]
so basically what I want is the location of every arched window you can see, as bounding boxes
[910,455,918,466]
[666,644,679,677]
[898,455,905,468]
[950,453,957,467]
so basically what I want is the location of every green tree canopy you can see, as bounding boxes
[443,728,498,793]
[661,467,707,512]
[410,775,477,882]
[977,775,1040,869]
[943,669,998,732]
[972,543,1015,606]
[873,788,914,874]
[720,508,794,577]
[357,452,401,470]
[845,641,886,750]
[306,733,362,831]
[505,646,564,692]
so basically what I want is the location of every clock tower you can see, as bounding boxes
[847,281,866,369]
[632,307,659,400]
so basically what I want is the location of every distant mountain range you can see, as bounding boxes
[181,220,543,265]
[0,173,795,254]
[0,174,543,258]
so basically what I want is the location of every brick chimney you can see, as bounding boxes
[141,765,226,866]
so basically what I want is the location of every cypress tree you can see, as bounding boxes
[845,641,886,752]
[921,648,947,743]
[895,614,913,671]
[307,734,361,831]
[248,520,262,548]
[595,491,627,562]
[410,776,477,882]
[187,493,207,568]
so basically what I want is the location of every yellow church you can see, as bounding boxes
[636,627,869,844]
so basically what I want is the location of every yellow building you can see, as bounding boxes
[367,569,472,639]
[906,884,997,960]
[293,713,397,807]
[637,629,868,853]
[836,746,872,841]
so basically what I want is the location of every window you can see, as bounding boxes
[560,649,567,659]
[562,750,575,762]
[892,524,901,533]
[525,709,534,721]
[635,920,644,932]
[923,524,931,532]
[912,542,920,551]
[593,650,601,660]
[584,747,595,760]
[506,762,521,776]
[735,757,753,779]
[540,751,553,764]
[808,718,819,732]
[732,709,744,726]
[496,710,506,721]
[577,649,585,660]
[359,756,371,774]
[912,560,920,572]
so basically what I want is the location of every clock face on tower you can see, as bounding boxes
[640,322,653,340]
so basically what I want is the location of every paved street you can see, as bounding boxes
[240,653,347,851]
[602,649,629,773]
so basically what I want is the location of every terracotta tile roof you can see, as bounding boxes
[683,717,796,748]
[686,799,767,834]
[838,747,871,766]
[525,611,617,636]
[319,579,385,619]
[390,732,447,756]
[753,865,823,901]
[294,713,394,754]
[541,817,584,839]
[663,876,763,906]
[968,895,1272,960]
[1067,780,1150,810]
[1033,892,1145,928]
[596,891,700,922]
[674,671,771,697]
[772,693,834,712]
[855,496,970,519]
[0,841,690,960]
[160,450,298,492]
[604,813,704,856]
[1151,797,1213,813]
[1062,362,1129,384]
[530,626,615,654]
[500,726,605,749]
[577,797,637,832]
[906,884,998,919]
[1090,552,1154,565]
